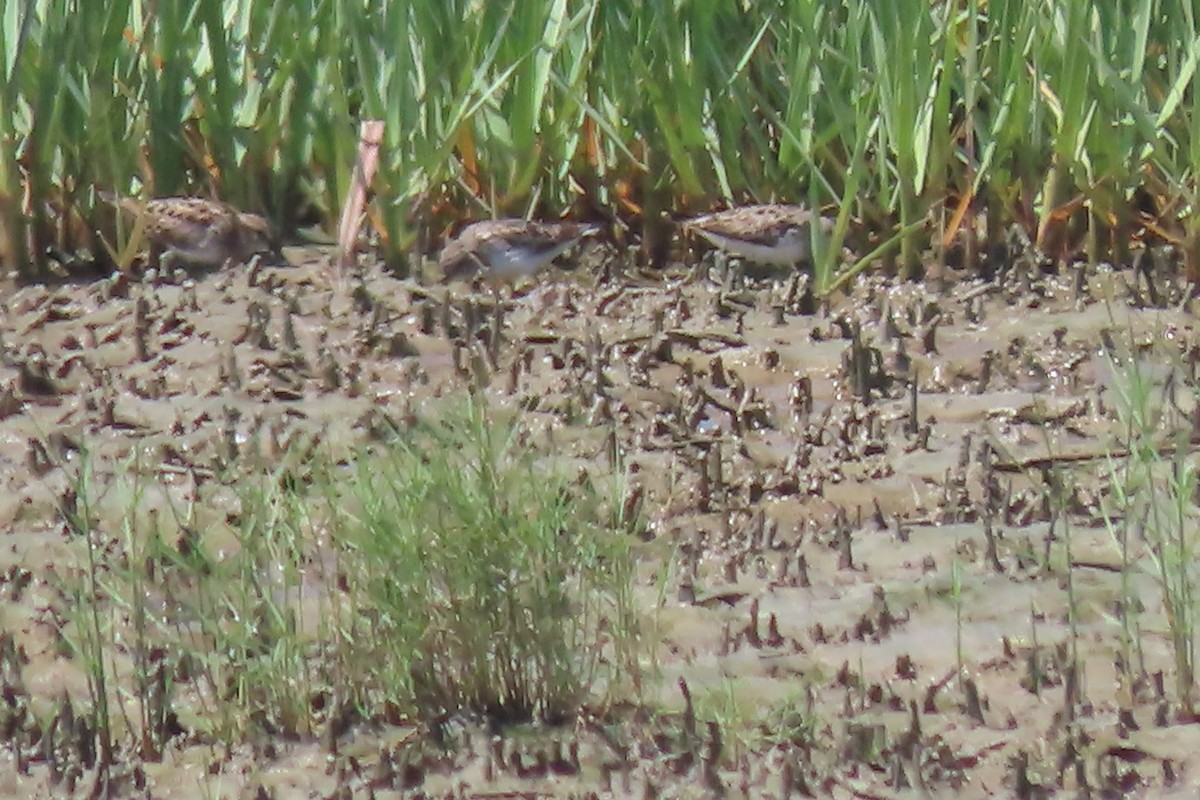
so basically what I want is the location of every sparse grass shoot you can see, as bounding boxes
[56,399,640,765]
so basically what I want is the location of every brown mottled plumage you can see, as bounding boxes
[101,193,272,269]
[439,219,600,285]
[683,204,833,268]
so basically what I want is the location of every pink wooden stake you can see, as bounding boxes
[335,120,384,272]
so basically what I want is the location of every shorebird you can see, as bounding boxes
[682,204,833,273]
[101,193,273,271]
[439,219,601,287]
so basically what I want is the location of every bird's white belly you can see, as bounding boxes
[485,241,574,280]
[697,230,809,266]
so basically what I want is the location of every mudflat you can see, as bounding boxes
[0,246,1196,798]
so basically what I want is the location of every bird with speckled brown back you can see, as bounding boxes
[682,204,833,276]
[100,193,273,273]
[439,219,601,288]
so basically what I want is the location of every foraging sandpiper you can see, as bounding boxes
[101,193,273,270]
[439,219,601,286]
[682,204,833,272]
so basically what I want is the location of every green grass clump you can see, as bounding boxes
[340,400,639,725]
[57,400,639,765]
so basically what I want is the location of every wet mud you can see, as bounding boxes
[1,242,1199,797]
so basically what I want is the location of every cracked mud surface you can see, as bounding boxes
[2,245,1200,798]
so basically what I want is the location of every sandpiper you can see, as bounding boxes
[682,204,833,271]
[439,219,601,286]
[101,193,272,270]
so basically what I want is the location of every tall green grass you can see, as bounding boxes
[3,0,1198,282]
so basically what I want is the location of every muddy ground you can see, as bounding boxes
[1,239,1200,798]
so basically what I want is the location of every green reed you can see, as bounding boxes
[2,0,1199,282]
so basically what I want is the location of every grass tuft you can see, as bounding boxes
[340,399,639,726]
